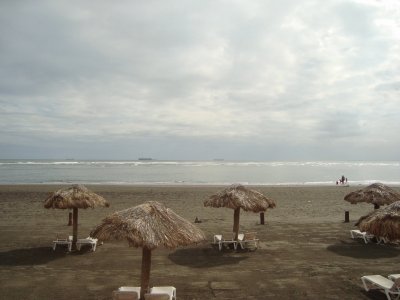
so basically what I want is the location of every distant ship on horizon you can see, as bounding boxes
[138,157,153,161]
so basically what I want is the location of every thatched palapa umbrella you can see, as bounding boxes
[356,201,400,241]
[90,201,205,300]
[204,184,276,240]
[344,183,400,209]
[44,184,109,250]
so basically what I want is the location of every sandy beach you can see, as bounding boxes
[1,184,399,300]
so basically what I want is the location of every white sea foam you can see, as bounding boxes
[26,179,400,187]
[1,160,399,167]
[0,159,399,185]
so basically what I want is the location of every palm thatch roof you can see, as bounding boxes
[44,184,109,209]
[356,201,400,241]
[344,183,400,206]
[204,184,276,212]
[90,201,205,250]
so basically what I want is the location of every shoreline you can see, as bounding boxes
[1,182,398,187]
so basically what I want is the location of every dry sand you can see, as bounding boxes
[1,184,400,300]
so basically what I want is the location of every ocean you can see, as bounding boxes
[0,160,399,186]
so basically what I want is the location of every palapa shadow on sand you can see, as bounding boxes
[327,240,400,259]
[68,247,98,256]
[168,247,249,268]
[0,247,67,266]
[361,289,390,300]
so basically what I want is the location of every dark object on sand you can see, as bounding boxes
[344,211,350,223]
[44,184,109,250]
[260,212,265,224]
[344,183,400,209]
[90,201,205,300]
[68,212,73,226]
[356,201,400,241]
[204,184,276,240]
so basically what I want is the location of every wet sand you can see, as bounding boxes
[1,184,399,300]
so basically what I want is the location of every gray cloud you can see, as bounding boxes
[1,0,400,160]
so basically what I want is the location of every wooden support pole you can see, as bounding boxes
[344,211,349,223]
[260,212,265,225]
[72,208,78,250]
[68,212,73,226]
[140,247,152,300]
[233,208,240,240]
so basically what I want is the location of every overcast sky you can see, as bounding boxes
[0,0,399,160]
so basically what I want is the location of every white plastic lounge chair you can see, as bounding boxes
[213,234,237,251]
[150,286,176,300]
[144,293,170,300]
[213,234,223,250]
[361,275,400,300]
[238,232,259,250]
[350,229,374,244]
[52,235,72,252]
[76,237,98,251]
[389,275,400,281]
[376,236,390,244]
[112,290,139,300]
[118,287,141,294]
[377,238,400,245]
